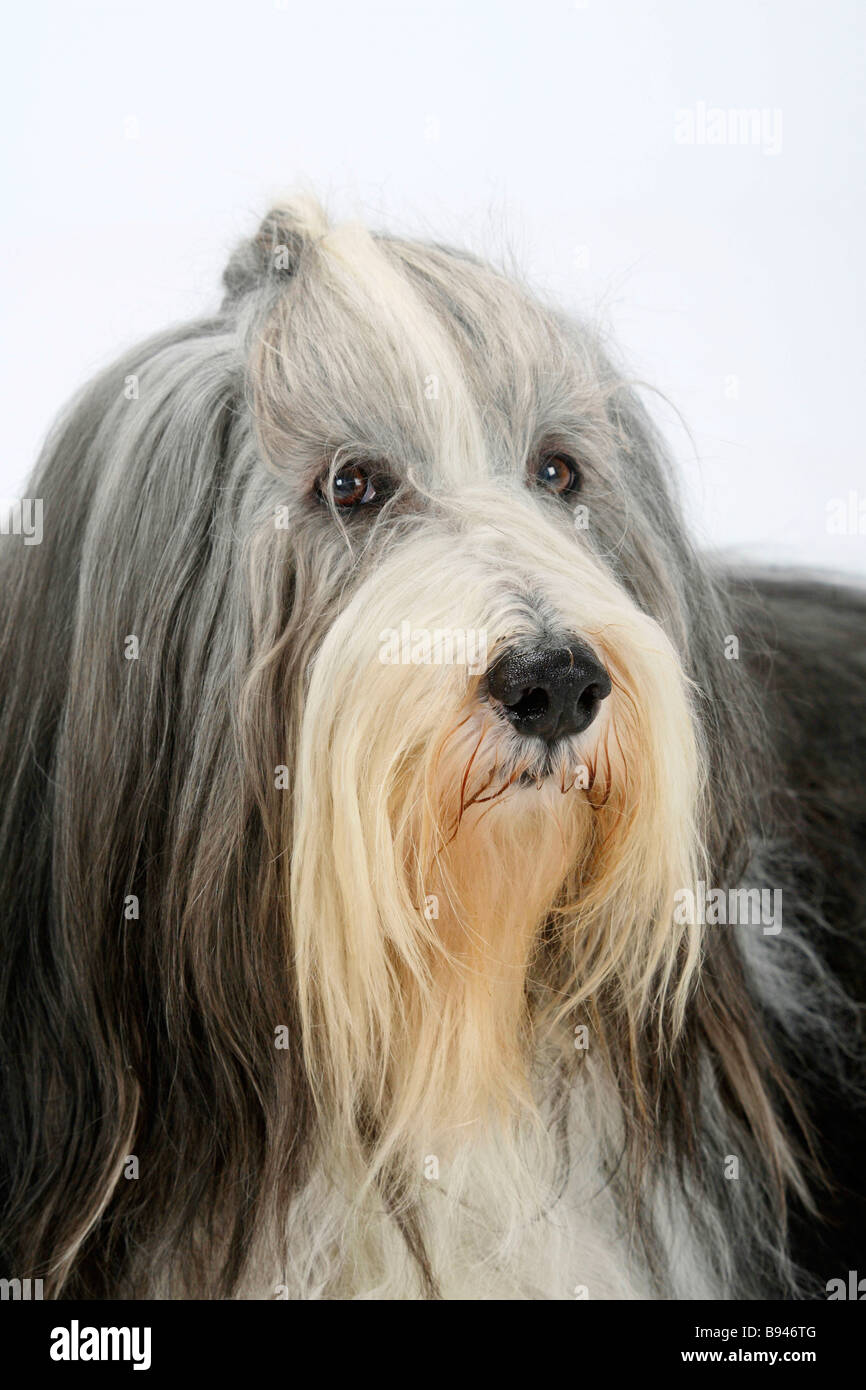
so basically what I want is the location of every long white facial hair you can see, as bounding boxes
[288,486,706,1292]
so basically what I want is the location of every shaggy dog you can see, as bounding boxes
[0,197,863,1300]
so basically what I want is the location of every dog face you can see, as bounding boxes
[232,202,708,1171]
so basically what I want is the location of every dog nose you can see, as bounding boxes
[486,640,612,741]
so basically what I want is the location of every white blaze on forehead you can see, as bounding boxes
[307,218,488,487]
[252,198,577,498]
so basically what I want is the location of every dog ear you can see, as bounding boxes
[222,196,329,305]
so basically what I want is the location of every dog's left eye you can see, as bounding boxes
[533,451,581,496]
[324,462,378,508]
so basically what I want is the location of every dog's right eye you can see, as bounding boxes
[320,462,378,508]
[533,450,581,497]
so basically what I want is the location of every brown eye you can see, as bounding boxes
[327,462,376,507]
[534,451,581,496]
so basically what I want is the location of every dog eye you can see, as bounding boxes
[533,451,581,496]
[323,462,378,508]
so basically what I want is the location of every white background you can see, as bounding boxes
[2,0,864,571]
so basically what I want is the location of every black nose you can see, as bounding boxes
[486,640,612,741]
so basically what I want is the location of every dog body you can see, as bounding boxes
[0,199,863,1299]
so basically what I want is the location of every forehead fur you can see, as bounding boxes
[241,198,616,491]
[222,196,695,642]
